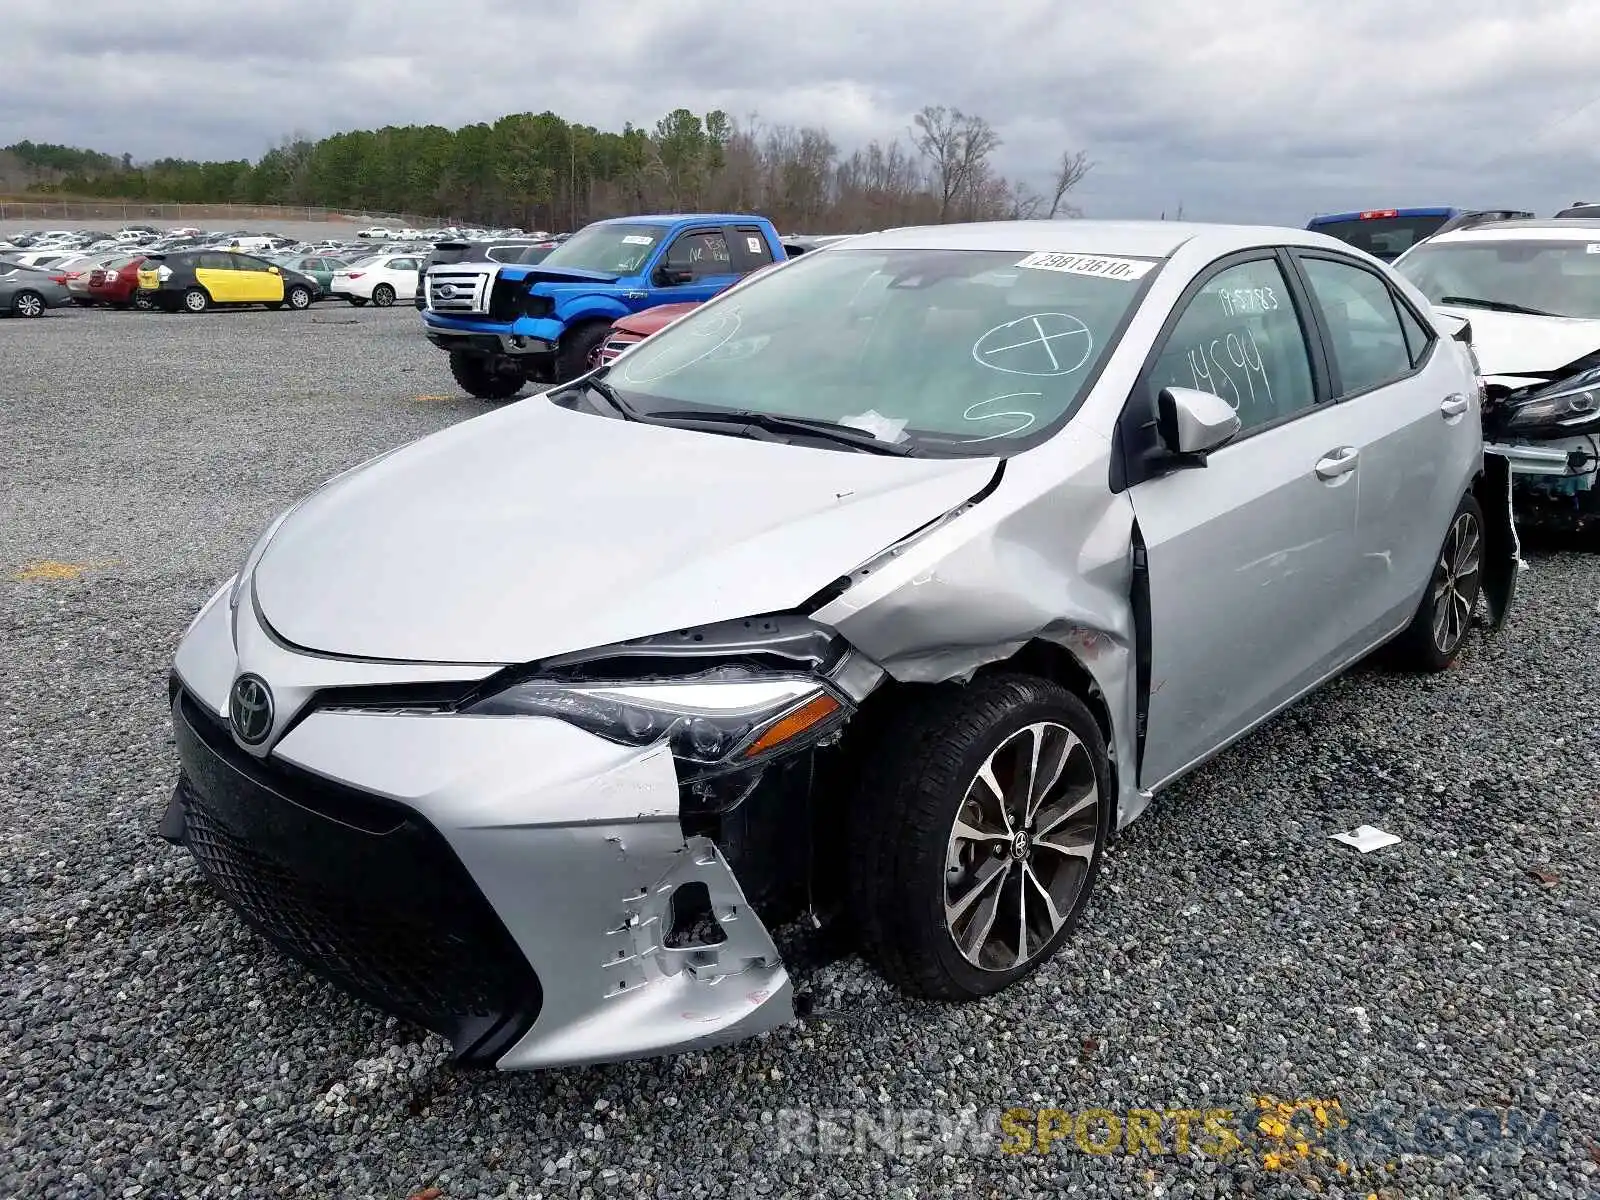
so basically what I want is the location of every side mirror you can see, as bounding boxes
[1156,386,1240,463]
[654,264,694,286]
[269,266,281,274]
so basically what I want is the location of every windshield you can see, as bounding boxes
[538,223,668,275]
[1311,215,1450,261]
[1396,239,1600,320]
[603,246,1156,455]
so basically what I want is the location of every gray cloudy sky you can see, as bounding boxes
[7,0,1599,223]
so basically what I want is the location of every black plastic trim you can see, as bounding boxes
[169,688,542,1066]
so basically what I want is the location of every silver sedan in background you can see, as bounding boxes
[0,261,75,317]
[163,220,1516,1069]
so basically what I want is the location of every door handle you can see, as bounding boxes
[1313,446,1359,480]
[1440,393,1470,418]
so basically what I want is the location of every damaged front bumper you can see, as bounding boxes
[1485,436,1600,530]
[162,594,793,1070]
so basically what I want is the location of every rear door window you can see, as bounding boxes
[1297,256,1414,396]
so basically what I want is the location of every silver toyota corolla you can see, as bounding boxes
[163,221,1518,1070]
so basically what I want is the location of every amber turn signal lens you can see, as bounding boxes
[743,693,841,757]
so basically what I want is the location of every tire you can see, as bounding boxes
[370,283,396,307]
[181,287,209,313]
[848,674,1113,1001]
[285,285,312,310]
[12,290,46,318]
[555,321,614,383]
[133,292,154,311]
[449,351,526,401]
[1389,492,1486,672]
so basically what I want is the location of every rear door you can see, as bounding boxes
[1123,251,1366,788]
[1289,250,1474,646]
[194,251,242,301]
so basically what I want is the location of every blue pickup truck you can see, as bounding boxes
[421,213,789,399]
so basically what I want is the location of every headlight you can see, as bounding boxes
[1505,376,1600,430]
[468,669,849,779]
[463,614,885,787]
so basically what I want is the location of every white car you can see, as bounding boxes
[329,254,422,307]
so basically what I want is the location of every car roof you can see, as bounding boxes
[592,214,768,226]
[1421,218,1600,244]
[836,219,1356,259]
[1308,206,1460,223]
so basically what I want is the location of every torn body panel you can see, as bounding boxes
[1477,450,1521,629]
[811,434,1148,829]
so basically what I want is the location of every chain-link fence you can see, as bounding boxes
[0,199,450,225]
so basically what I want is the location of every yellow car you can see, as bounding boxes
[136,249,321,313]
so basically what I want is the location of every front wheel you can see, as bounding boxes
[1390,492,1485,672]
[370,283,396,307]
[285,285,312,310]
[12,290,46,318]
[555,322,614,383]
[848,674,1112,1001]
[449,351,525,401]
[133,292,154,311]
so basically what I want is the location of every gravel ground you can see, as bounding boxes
[2,305,1597,1199]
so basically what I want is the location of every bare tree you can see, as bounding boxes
[912,105,1002,222]
[1046,149,1092,218]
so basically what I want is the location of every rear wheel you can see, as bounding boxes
[449,351,526,401]
[181,287,209,313]
[1390,492,1485,672]
[848,675,1112,1000]
[371,283,396,307]
[12,290,45,318]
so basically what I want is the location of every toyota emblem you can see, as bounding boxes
[229,673,274,746]
[435,284,455,297]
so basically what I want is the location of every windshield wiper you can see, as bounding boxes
[1438,295,1563,317]
[641,407,915,455]
[556,373,637,421]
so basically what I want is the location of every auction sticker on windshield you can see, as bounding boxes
[622,235,655,245]
[1015,252,1156,281]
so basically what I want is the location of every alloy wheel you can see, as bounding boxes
[15,292,44,318]
[944,721,1101,971]
[184,290,208,312]
[1431,510,1482,654]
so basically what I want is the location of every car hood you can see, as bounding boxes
[252,402,1000,664]
[614,302,701,337]
[501,265,621,289]
[1434,304,1600,378]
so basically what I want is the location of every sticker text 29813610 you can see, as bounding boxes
[1015,252,1157,281]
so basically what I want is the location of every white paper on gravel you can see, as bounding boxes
[1329,825,1402,853]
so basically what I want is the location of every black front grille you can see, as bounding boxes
[487,277,552,323]
[169,692,541,1065]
